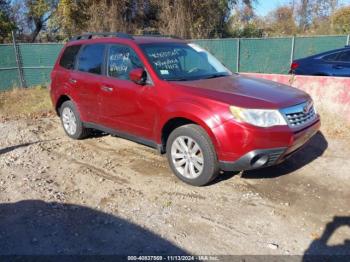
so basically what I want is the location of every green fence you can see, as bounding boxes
[0,42,64,91]
[196,35,349,74]
[0,35,349,91]
[193,38,238,72]
[20,43,64,87]
[0,44,20,90]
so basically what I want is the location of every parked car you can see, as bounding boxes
[290,46,350,77]
[50,33,320,186]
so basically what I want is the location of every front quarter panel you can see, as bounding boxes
[158,99,231,153]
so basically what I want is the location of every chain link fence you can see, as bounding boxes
[0,34,349,91]
[0,43,20,90]
[195,35,350,74]
[0,33,64,91]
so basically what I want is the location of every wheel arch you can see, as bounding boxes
[55,94,72,116]
[160,115,220,154]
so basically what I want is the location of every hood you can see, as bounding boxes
[172,75,310,109]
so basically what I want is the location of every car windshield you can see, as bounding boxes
[140,43,232,81]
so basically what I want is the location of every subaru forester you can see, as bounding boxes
[50,33,320,186]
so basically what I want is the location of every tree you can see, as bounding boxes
[0,0,16,42]
[298,0,310,32]
[66,0,252,39]
[77,0,158,35]
[225,0,263,37]
[296,0,339,34]
[49,0,89,38]
[155,0,255,39]
[331,6,350,34]
[10,1,27,37]
[15,0,260,41]
[267,6,297,36]
[25,0,58,42]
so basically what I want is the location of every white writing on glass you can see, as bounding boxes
[149,49,181,59]
[154,58,179,70]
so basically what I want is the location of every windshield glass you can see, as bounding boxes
[140,43,232,81]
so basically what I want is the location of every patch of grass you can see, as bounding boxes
[0,86,53,121]
[163,200,172,208]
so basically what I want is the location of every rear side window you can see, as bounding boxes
[336,51,350,62]
[322,52,339,61]
[59,45,81,70]
[77,44,106,75]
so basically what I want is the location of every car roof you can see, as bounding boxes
[315,46,350,56]
[66,33,186,47]
[133,36,186,44]
[296,46,350,61]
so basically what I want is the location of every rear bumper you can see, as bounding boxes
[219,119,320,171]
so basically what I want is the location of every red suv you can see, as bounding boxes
[50,33,320,186]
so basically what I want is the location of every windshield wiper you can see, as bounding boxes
[203,73,228,79]
[165,78,192,81]
[166,73,228,81]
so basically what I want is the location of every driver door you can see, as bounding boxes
[331,50,350,77]
[99,44,158,140]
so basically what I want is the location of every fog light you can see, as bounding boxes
[250,154,269,168]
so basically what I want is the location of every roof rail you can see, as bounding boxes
[69,32,134,42]
[134,33,183,40]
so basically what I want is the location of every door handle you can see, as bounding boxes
[101,86,113,92]
[333,65,343,69]
[69,78,77,84]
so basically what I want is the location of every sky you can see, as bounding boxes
[254,0,350,17]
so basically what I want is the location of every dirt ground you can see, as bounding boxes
[0,115,349,256]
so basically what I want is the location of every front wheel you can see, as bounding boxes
[166,124,219,186]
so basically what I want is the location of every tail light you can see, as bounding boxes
[291,62,299,70]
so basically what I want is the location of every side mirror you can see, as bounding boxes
[129,68,147,85]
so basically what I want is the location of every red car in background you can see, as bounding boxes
[50,33,320,186]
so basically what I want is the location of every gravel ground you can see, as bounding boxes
[0,116,349,256]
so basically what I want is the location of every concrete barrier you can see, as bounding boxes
[241,73,350,127]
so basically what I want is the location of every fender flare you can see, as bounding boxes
[157,101,224,152]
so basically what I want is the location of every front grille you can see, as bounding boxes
[280,101,317,128]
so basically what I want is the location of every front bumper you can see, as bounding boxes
[218,119,320,171]
[219,147,286,171]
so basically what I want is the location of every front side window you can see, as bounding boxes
[59,45,81,70]
[336,51,350,62]
[77,44,106,75]
[107,45,143,80]
[140,43,231,81]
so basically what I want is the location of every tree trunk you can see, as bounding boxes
[31,20,43,42]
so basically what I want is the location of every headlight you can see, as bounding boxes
[229,105,287,127]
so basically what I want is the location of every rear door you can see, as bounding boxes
[99,44,158,139]
[73,43,107,123]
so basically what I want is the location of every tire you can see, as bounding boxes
[166,124,219,186]
[59,100,89,139]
